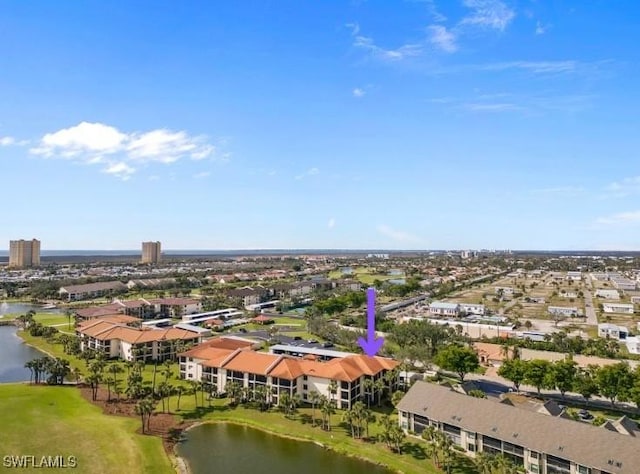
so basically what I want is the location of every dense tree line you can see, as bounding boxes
[498,355,640,408]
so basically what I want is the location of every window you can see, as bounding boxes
[529,451,539,460]
[577,466,591,474]
[303,384,308,390]
[529,464,539,474]
[467,444,476,452]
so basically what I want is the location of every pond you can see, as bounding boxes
[177,423,393,474]
[0,326,47,383]
[0,301,62,317]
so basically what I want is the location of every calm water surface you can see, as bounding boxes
[177,423,393,474]
[0,302,62,316]
[0,326,47,382]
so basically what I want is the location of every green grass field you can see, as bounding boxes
[0,384,173,474]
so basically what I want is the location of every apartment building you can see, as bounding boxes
[179,340,398,410]
[398,382,640,474]
[141,241,161,264]
[9,239,41,268]
[76,319,204,361]
[58,281,128,301]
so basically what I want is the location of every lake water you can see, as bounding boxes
[0,326,47,383]
[0,302,62,317]
[177,423,392,474]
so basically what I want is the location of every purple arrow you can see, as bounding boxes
[358,287,384,357]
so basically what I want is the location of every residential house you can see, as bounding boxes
[598,323,629,340]
[595,289,621,300]
[398,381,640,474]
[429,302,460,317]
[58,281,128,301]
[559,291,578,298]
[337,280,362,292]
[494,287,514,296]
[602,303,634,314]
[625,337,640,355]
[547,306,579,317]
[459,303,486,316]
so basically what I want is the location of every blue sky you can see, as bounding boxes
[1,0,639,250]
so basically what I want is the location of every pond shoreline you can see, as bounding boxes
[175,419,395,474]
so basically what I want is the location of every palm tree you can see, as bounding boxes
[342,409,357,438]
[175,385,186,411]
[24,360,35,384]
[161,360,173,382]
[278,391,291,417]
[188,380,199,408]
[72,367,82,384]
[374,378,386,407]
[328,380,338,406]
[308,390,321,426]
[320,396,335,431]
[474,452,495,474]
[362,378,374,408]
[391,390,404,409]
[226,381,242,406]
[108,364,124,401]
[135,398,156,433]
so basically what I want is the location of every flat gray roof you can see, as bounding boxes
[269,344,354,359]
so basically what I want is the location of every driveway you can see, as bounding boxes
[583,289,598,326]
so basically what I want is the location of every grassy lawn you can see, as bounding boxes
[171,398,475,474]
[0,384,173,474]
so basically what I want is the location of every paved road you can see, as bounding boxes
[583,289,598,326]
[465,372,639,414]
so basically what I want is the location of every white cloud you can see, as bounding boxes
[353,34,422,61]
[428,25,458,53]
[460,0,515,31]
[462,102,521,112]
[295,167,320,180]
[328,218,336,229]
[377,224,423,244]
[595,211,640,225]
[602,176,640,198]
[29,121,222,179]
[0,136,15,146]
[535,21,549,35]
[479,60,578,74]
[193,171,211,179]
[530,186,585,197]
[103,162,135,181]
[345,22,360,36]
[352,88,366,98]
[31,122,127,157]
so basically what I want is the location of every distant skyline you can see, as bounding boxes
[1,1,639,250]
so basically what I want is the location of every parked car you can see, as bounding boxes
[578,409,594,420]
